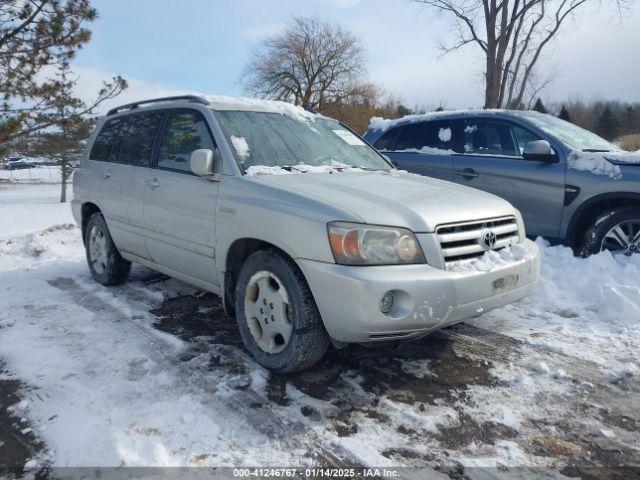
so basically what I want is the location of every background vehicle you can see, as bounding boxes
[364,111,640,257]
[73,95,539,373]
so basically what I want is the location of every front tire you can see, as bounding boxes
[234,249,330,373]
[84,213,131,285]
[581,207,640,257]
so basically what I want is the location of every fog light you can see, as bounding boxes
[379,291,396,314]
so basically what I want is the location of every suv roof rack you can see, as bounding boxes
[106,95,210,116]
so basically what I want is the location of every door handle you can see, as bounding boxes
[454,168,479,179]
[103,169,112,179]
[145,177,160,189]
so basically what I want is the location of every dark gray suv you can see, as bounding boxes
[364,110,640,256]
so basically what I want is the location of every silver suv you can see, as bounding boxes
[72,95,540,372]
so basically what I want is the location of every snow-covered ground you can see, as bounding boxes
[0,182,638,474]
[0,165,62,184]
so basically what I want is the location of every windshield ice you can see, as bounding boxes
[523,113,619,152]
[215,110,392,172]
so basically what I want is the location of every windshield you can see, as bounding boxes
[215,110,392,172]
[522,113,619,152]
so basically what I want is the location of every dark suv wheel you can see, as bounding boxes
[581,207,640,257]
[84,213,132,285]
[234,249,330,373]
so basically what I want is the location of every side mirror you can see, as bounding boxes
[190,149,215,177]
[522,140,558,163]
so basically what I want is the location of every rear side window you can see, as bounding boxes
[119,112,164,167]
[390,121,456,152]
[89,116,130,161]
[158,110,215,173]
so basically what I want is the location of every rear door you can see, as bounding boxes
[374,120,458,181]
[142,109,220,286]
[451,118,565,237]
[117,110,165,259]
[88,115,136,252]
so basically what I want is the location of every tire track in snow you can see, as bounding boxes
[47,276,362,468]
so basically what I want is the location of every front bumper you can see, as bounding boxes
[297,239,540,343]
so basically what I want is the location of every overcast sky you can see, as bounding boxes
[72,0,640,113]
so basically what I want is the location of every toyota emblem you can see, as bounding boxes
[480,230,497,250]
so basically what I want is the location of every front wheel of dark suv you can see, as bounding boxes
[581,207,640,257]
[84,213,132,285]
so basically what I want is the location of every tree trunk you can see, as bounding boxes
[60,159,67,203]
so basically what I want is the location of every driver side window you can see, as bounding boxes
[510,125,543,156]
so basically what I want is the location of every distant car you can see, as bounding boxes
[4,157,33,170]
[72,95,540,372]
[364,110,640,257]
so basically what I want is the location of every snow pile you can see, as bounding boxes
[0,224,80,270]
[528,238,640,327]
[448,243,532,272]
[245,161,366,176]
[230,135,250,159]
[368,109,509,132]
[438,127,452,142]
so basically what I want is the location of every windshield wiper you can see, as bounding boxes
[583,149,611,153]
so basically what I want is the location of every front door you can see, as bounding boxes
[142,109,220,285]
[451,118,565,238]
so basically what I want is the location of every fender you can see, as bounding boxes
[566,192,640,242]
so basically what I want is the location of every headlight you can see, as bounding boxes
[328,222,426,265]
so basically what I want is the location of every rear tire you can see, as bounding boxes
[84,213,131,286]
[581,207,640,257]
[234,249,330,373]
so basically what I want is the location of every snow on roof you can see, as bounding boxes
[368,109,542,133]
[204,95,319,122]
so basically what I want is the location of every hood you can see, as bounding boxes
[250,171,517,232]
[603,151,640,166]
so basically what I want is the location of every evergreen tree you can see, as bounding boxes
[558,105,571,123]
[0,1,126,154]
[532,98,548,114]
[594,107,620,141]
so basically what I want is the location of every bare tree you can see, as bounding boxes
[413,0,629,109]
[242,16,366,110]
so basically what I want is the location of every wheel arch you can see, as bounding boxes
[566,192,640,247]
[222,238,298,318]
[80,202,103,244]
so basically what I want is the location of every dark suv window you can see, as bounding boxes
[158,110,215,173]
[89,116,130,162]
[119,112,164,167]
[385,121,456,152]
[463,120,517,156]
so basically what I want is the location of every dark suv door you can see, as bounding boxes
[450,118,565,238]
[373,120,458,181]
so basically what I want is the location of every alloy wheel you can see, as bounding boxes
[88,225,108,274]
[601,220,640,256]
[244,270,293,354]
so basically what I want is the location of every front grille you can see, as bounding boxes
[436,216,519,266]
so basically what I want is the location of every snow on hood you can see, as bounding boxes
[567,150,640,179]
[245,161,366,176]
[248,169,516,232]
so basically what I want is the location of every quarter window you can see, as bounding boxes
[89,116,130,162]
[120,112,164,167]
[158,111,215,173]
